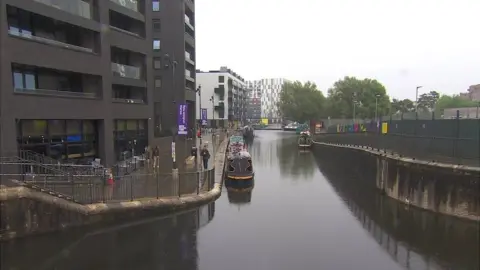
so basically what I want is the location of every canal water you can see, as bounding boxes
[1,131,478,270]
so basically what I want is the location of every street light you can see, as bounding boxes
[164,53,178,172]
[209,95,215,129]
[415,86,423,112]
[375,94,381,121]
[352,92,357,123]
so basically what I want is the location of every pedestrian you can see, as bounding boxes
[104,169,114,201]
[200,144,211,170]
[153,146,160,168]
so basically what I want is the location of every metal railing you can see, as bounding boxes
[109,0,139,12]
[33,0,91,19]
[111,63,141,80]
[314,132,480,166]
[8,29,94,53]
[112,98,146,104]
[14,88,98,98]
[19,169,216,204]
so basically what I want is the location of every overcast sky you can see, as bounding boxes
[195,0,479,100]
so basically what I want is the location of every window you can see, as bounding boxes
[153,19,161,31]
[219,76,224,83]
[152,0,160,11]
[153,39,160,50]
[153,58,161,69]
[154,77,162,88]
[12,70,36,90]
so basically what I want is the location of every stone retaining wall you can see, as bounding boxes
[0,138,229,241]
[313,141,480,221]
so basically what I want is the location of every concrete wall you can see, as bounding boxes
[312,141,480,221]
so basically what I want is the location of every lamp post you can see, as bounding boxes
[209,95,215,156]
[415,86,423,113]
[164,53,178,172]
[352,92,357,123]
[375,94,381,132]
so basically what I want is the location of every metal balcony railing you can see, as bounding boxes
[14,88,98,98]
[112,98,146,104]
[111,63,141,79]
[33,0,91,19]
[8,29,93,53]
[109,0,139,12]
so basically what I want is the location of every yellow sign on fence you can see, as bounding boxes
[381,122,388,134]
[261,118,269,125]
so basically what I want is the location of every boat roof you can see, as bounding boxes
[229,135,244,143]
[228,151,251,159]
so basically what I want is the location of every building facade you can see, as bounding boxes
[0,0,195,167]
[246,84,261,121]
[246,78,288,124]
[196,67,247,128]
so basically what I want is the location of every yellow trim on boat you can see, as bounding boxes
[227,175,254,180]
[226,187,253,192]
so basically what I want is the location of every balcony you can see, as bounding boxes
[111,63,141,80]
[185,0,194,11]
[185,51,195,65]
[184,15,194,31]
[33,0,91,19]
[112,85,146,104]
[185,69,195,82]
[12,64,101,99]
[7,7,98,53]
[109,10,145,38]
[184,32,195,47]
[215,102,225,111]
[110,0,139,12]
[214,86,225,96]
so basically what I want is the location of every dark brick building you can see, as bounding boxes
[0,0,196,166]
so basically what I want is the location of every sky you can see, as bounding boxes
[195,0,479,100]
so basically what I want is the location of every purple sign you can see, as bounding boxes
[178,103,188,135]
[201,108,208,126]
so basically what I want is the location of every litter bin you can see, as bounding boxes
[191,146,198,158]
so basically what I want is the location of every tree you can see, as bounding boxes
[435,94,479,114]
[390,98,415,113]
[417,91,440,111]
[326,76,390,119]
[277,81,326,123]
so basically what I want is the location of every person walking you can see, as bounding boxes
[200,144,211,170]
[152,146,160,168]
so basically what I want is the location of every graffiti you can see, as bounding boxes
[336,123,369,133]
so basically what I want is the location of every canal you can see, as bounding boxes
[1,131,478,270]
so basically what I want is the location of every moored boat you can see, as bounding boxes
[225,148,254,188]
[298,130,313,149]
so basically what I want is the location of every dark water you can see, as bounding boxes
[1,131,478,270]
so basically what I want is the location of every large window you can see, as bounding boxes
[17,120,98,161]
[12,69,36,90]
[113,119,148,161]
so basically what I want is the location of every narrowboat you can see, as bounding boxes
[225,150,254,188]
[298,131,313,149]
[242,125,255,140]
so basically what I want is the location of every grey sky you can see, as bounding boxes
[195,0,479,100]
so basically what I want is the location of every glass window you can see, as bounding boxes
[83,141,96,157]
[66,120,81,136]
[153,58,161,69]
[153,20,161,31]
[13,72,23,89]
[25,73,36,89]
[153,39,160,50]
[48,120,65,142]
[126,120,137,130]
[219,76,224,83]
[152,0,160,11]
[154,78,162,88]
[117,120,126,131]
[83,120,95,141]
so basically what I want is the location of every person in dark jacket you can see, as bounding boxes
[200,145,210,170]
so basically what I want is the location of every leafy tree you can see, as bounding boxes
[278,81,326,123]
[417,91,440,111]
[435,94,479,114]
[390,98,415,113]
[326,76,390,119]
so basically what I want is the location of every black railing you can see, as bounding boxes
[17,169,216,204]
[314,132,480,166]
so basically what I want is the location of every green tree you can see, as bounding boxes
[435,94,479,114]
[390,98,415,113]
[326,76,390,119]
[278,81,326,123]
[417,91,440,111]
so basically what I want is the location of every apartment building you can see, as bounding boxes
[246,84,261,121]
[196,67,247,128]
[246,78,288,124]
[0,0,195,167]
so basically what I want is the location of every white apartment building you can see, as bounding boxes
[196,67,248,128]
[246,78,289,124]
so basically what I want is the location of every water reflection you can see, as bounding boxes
[226,188,253,206]
[1,203,216,270]
[276,135,316,179]
[314,151,480,270]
